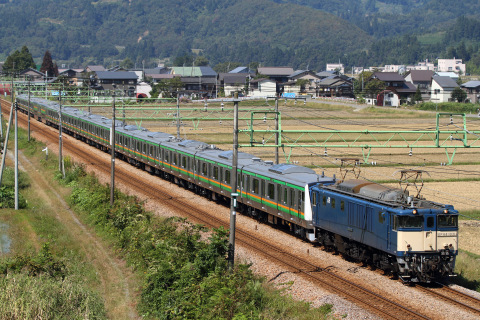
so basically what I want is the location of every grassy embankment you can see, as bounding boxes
[0,121,335,318]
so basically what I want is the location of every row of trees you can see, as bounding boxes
[3,46,59,78]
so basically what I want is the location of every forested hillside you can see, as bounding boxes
[0,0,480,71]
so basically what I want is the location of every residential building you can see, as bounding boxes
[218,73,248,97]
[326,63,345,74]
[460,81,480,103]
[85,65,106,73]
[430,76,459,103]
[369,72,416,106]
[93,71,138,96]
[407,59,435,71]
[404,70,434,100]
[437,58,466,74]
[19,68,45,81]
[248,78,276,97]
[384,65,406,73]
[171,66,217,98]
[317,75,353,98]
[286,70,322,96]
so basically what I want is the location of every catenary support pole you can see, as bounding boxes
[110,90,116,206]
[14,99,18,209]
[176,95,180,139]
[275,97,279,164]
[28,81,31,141]
[0,93,15,186]
[228,95,239,271]
[59,88,64,177]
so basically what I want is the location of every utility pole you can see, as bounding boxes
[59,87,64,177]
[176,95,180,139]
[275,97,279,164]
[14,99,18,209]
[228,93,239,271]
[110,87,116,206]
[0,70,15,187]
[28,80,31,141]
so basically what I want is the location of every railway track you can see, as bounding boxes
[416,283,480,317]
[0,98,463,319]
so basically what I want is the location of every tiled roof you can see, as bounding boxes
[373,72,405,82]
[96,71,138,80]
[407,70,434,82]
[257,67,294,76]
[461,81,480,88]
[432,76,458,88]
[87,65,106,72]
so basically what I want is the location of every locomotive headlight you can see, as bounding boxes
[443,209,449,214]
[412,209,418,215]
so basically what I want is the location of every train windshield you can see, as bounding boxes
[438,215,458,228]
[396,215,424,229]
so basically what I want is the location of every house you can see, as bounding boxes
[248,78,277,97]
[281,70,321,96]
[407,59,435,71]
[171,66,217,98]
[437,58,466,74]
[460,81,480,103]
[58,68,84,86]
[257,67,294,94]
[435,72,459,81]
[317,75,354,98]
[430,76,459,103]
[404,70,434,100]
[316,71,336,79]
[369,72,416,106]
[326,63,345,74]
[218,73,248,97]
[93,71,138,96]
[18,68,45,81]
[384,65,406,73]
[85,65,106,73]
[229,66,255,74]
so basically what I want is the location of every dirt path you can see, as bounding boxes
[15,151,140,320]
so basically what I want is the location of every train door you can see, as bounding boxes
[387,212,395,251]
[424,214,436,251]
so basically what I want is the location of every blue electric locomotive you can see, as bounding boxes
[311,179,458,282]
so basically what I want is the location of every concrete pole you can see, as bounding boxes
[14,99,18,209]
[275,97,279,164]
[0,96,14,186]
[110,90,116,206]
[228,94,239,271]
[176,95,180,139]
[28,81,31,141]
[59,88,64,176]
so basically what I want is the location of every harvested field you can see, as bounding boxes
[80,100,480,212]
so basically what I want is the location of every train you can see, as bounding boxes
[15,94,459,283]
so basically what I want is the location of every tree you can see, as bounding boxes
[364,78,386,98]
[194,56,209,66]
[40,50,58,78]
[121,57,134,69]
[451,87,467,102]
[150,77,184,98]
[3,46,36,74]
[413,86,423,103]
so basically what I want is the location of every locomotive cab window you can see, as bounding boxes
[438,215,458,227]
[393,215,424,230]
